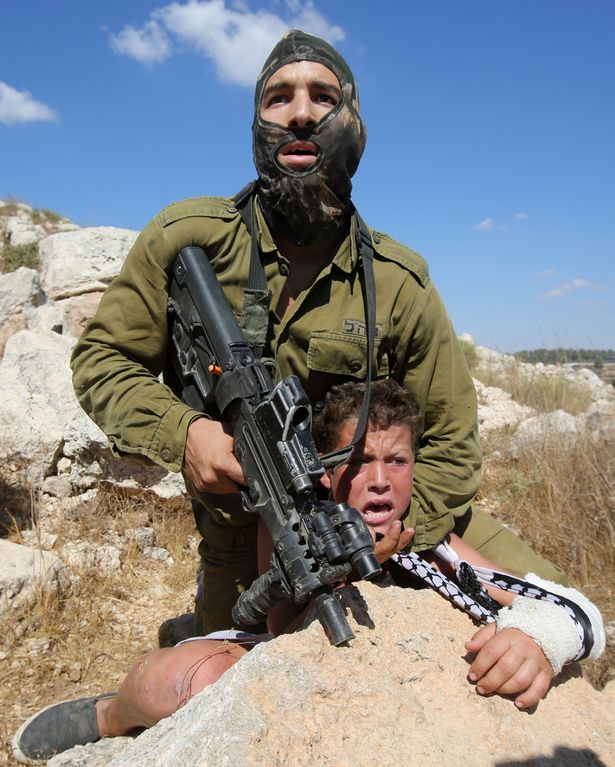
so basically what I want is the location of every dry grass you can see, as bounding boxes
[0,486,197,766]
[475,363,593,415]
[479,431,615,689]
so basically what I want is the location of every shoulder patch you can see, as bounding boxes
[370,230,430,288]
[158,196,239,228]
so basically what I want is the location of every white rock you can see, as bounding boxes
[0,330,106,480]
[0,539,65,611]
[511,409,579,455]
[20,530,58,550]
[125,527,156,551]
[60,542,121,575]
[39,227,138,299]
[143,546,171,562]
[0,202,77,246]
[474,379,535,435]
[0,267,45,326]
[25,303,64,334]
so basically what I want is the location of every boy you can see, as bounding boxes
[13,381,604,763]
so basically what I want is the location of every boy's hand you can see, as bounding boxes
[373,522,414,564]
[465,624,553,709]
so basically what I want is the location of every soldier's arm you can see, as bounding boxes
[399,281,482,551]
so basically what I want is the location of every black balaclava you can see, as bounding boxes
[253,29,367,246]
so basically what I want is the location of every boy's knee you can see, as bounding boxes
[126,649,182,725]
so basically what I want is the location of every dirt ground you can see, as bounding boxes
[0,488,197,766]
[1,463,613,766]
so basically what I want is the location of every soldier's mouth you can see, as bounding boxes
[277,141,319,170]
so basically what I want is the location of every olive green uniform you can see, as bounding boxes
[71,196,564,631]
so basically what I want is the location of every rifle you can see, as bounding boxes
[168,246,381,645]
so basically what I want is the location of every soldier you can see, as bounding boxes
[70,29,564,638]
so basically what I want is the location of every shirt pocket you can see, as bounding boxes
[307,331,389,378]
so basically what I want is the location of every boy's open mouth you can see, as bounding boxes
[360,500,395,524]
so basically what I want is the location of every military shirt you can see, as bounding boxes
[70,195,481,551]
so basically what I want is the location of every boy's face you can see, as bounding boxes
[321,420,415,535]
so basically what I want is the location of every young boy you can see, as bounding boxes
[263,379,604,706]
[13,381,605,764]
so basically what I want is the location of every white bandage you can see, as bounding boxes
[525,573,606,662]
[496,574,606,675]
[496,596,579,674]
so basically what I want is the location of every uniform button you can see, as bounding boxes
[279,263,289,276]
[373,233,381,244]
[161,448,172,462]
[350,360,362,373]
[227,205,237,213]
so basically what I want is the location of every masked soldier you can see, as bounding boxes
[70,30,565,636]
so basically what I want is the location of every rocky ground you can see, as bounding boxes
[1,202,614,766]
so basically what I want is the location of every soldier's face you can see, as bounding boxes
[259,61,341,172]
[321,421,415,536]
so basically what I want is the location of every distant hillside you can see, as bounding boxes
[514,348,615,365]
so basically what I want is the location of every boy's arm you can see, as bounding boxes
[431,534,604,708]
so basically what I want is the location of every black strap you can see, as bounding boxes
[320,213,376,470]
[234,182,269,358]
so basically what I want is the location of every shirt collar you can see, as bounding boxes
[254,200,359,273]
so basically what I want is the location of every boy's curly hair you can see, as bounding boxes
[312,379,423,457]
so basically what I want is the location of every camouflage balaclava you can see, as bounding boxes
[253,29,367,246]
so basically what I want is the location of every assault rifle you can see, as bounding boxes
[168,246,381,646]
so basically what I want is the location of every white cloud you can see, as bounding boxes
[539,278,603,299]
[0,82,58,125]
[533,268,556,279]
[109,19,172,64]
[109,0,345,87]
[474,217,494,231]
[515,212,528,220]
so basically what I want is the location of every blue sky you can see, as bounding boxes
[2,1,613,352]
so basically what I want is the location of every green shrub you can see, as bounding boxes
[31,207,62,225]
[459,338,478,371]
[0,242,40,273]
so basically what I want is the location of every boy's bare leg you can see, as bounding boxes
[95,639,250,735]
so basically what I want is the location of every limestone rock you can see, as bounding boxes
[39,227,138,299]
[511,409,579,455]
[0,267,45,325]
[0,539,65,613]
[54,292,104,337]
[0,330,106,480]
[0,267,47,355]
[50,584,613,767]
[578,398,615,442]
[0,201,77,246]
[47,737,136,767]
[124,527,156,551]
[474,379,535,435]
[60,542,122,575]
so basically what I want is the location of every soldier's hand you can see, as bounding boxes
[183,418,246,494]
[373,521,414,564]
[465,623,553,709]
